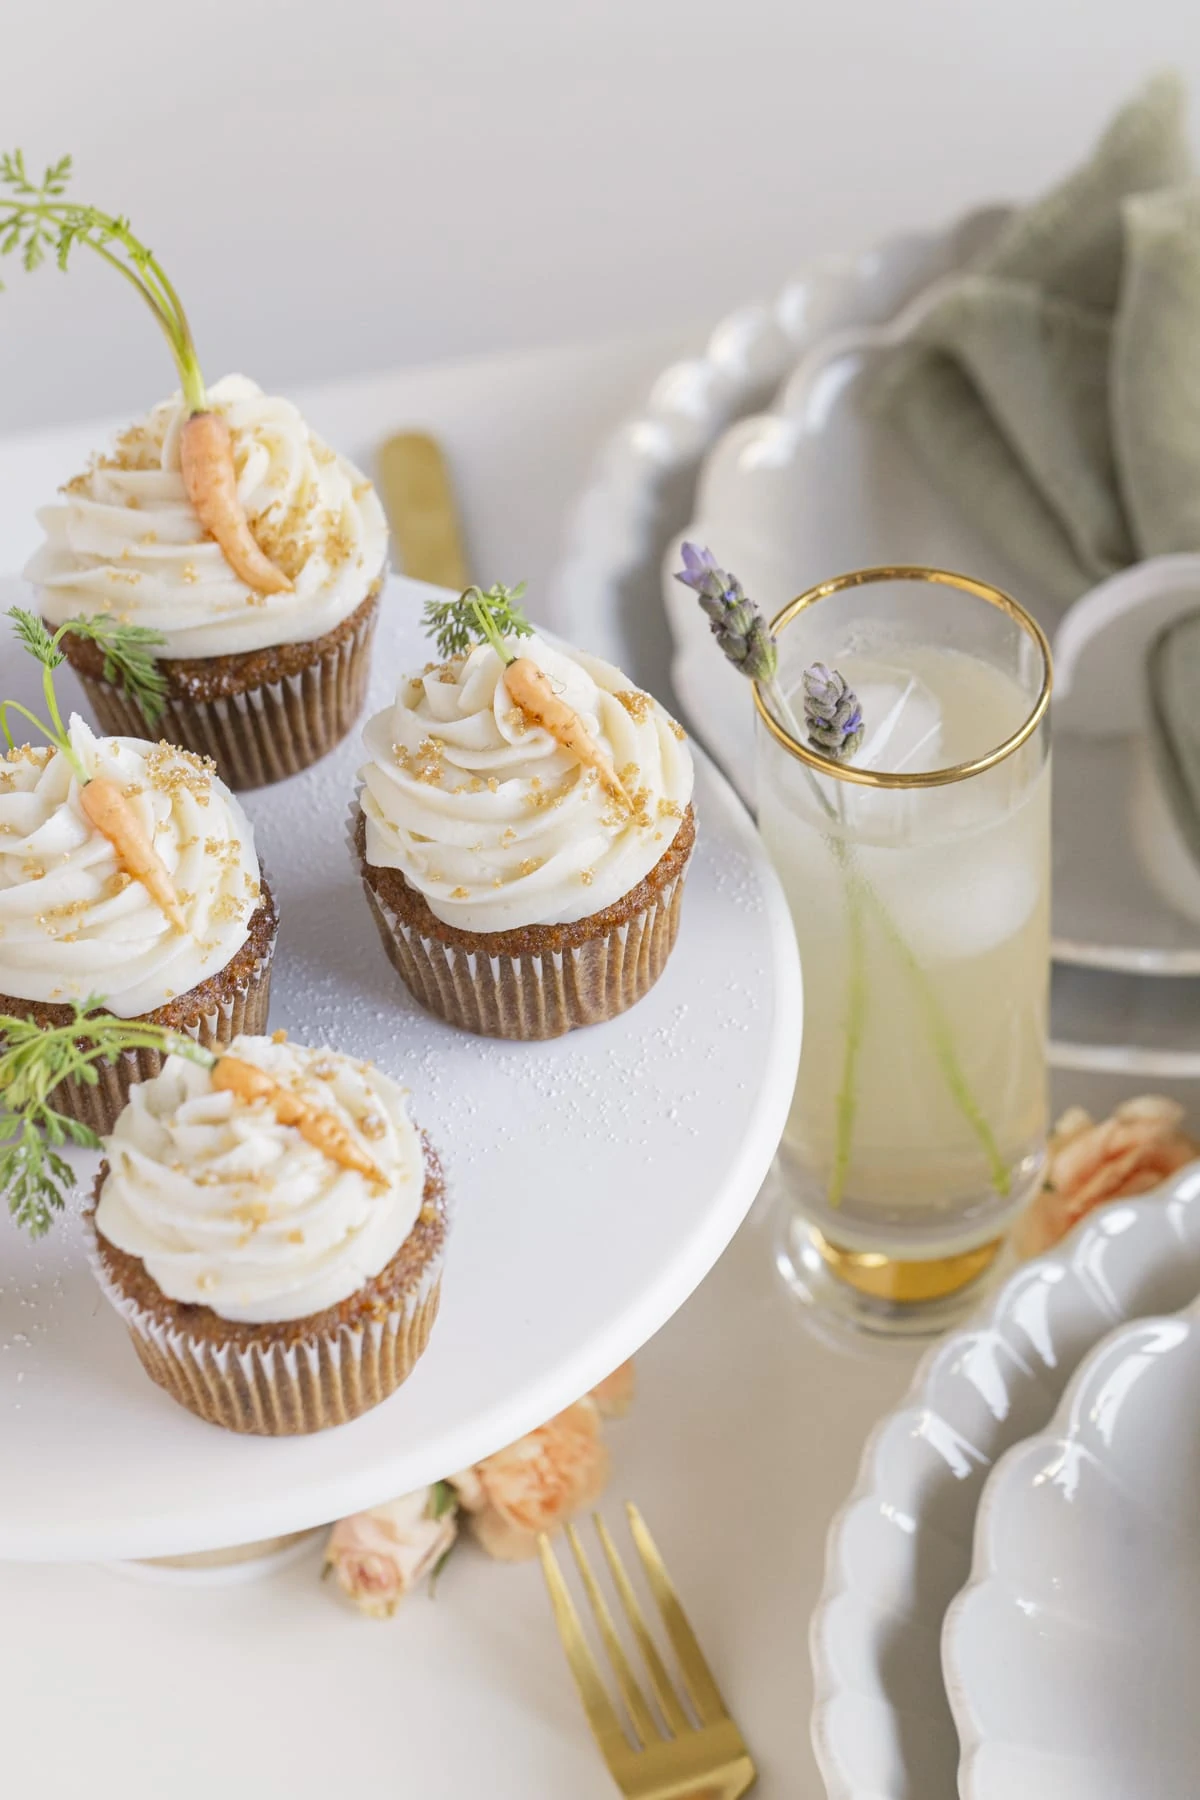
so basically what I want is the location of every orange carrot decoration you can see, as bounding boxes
[79,775,188,933]
[180,411,292,596]
[211,1056,387,1187]
[421,583,630,808]
[502,657,628,805]
[3,608,185,933]
[0,156,294,599]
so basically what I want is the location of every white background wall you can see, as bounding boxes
[3,0,1199,431]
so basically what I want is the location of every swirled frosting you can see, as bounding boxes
[25,375,388,658]
[0,717,261,1017]
[359,634,694,931]
[95,1036,426,1324]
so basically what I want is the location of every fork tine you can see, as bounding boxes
[566,1523,662,1747]
[593,1513,691,1735]
[626,1502,730,1726]
[538,1534,630,1767]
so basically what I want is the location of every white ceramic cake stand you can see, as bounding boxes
[0,574,801,1562]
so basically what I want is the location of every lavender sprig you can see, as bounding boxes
[802,662,864,761]
[675,544,779,684]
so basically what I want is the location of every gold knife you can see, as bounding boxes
[376,431,470,591]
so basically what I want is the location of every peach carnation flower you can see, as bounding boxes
[1016,1096,1197,1260]
[449,1396,610,1562]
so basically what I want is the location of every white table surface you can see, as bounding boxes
[0,336,1193,1799]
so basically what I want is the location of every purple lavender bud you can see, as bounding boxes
[673,544,778,684]
[803,663,864,759]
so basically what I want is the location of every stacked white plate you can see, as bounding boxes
[549,206,1200,1081]
[813,1157,1200,1799]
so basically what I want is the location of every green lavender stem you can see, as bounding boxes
[866,882,1010,1197]
[824,841,1010,1206]
[828,837,868,1208]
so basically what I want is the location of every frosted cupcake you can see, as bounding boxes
[5,165,386,788]
[355,583,695,1038]
[89,1033,447,1434]
[0,611,275,1136]
[28,375,387,789]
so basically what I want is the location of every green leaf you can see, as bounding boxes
[6,606,62,669]
[427,1479,458,1521]
[59,613,168,727]
[422,582,532,662]
[0,1000,206,1236]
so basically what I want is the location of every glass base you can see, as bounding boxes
[769,1165,1014,1345]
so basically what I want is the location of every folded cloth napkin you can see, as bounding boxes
[876,74,1200,603]
[1148,608,1200,867]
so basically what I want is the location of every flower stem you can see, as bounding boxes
[867,891,1010,1197]
[828,838,868,1209]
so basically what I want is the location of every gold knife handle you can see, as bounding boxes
[377,431,470,591]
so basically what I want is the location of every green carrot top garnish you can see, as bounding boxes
[0,1001,207,1235]
[421,581,631,806]
[1,151,206,413]
[3,608,186,933]
[0,1007,388,1236]
[2,606,167,770]
[422,582,533,664]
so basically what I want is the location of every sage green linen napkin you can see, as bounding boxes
[878,74,1199,604]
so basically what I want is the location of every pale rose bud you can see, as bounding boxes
[1016,1095,1198,1260]
[324,1489,457,1618]
[449,1398,610,1563]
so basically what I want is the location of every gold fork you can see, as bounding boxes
[538,1503,757,1799]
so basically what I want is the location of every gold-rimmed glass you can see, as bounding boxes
[755,566,1053,1339]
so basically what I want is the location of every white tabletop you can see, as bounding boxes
[0,336,1192,1798]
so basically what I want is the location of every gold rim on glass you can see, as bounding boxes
[752,565,1053,789]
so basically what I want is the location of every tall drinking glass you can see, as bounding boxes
[756,567,1052,1338]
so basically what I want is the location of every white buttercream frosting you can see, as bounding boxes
[358,634,694,932]
[0,718,261,1017]
[26,375,388,658]
[95,1036,426,1325]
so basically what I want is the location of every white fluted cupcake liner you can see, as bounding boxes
[91,1243,444,1435]
[350,797,692,1039]
[364,877,687,1038]
[70,594,379,791]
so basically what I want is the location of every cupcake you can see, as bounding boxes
[27,375,387,789]
[355,582,695,1038]
[0,710,276,1136]
[5,165,386,788]
[89,1033,446,1434]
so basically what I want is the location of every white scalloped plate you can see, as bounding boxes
[547,206,1010,689]
[944,1293,1200,1800]
[810,1158,1200,1800]
[663,310,1200,978]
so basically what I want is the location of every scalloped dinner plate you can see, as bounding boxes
[548,206,1010,689]
[810,1159,1200,1800]
[664,311,1200,977]
[945,1292,1200,1799]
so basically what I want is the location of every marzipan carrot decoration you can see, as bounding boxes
[211,1055,386,1186]
[180,412,292,595]
[79,775,187,933]
[422,581,630,807]
[3,609,185,933]
[501,653,628,805]
[0,150,290,596]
